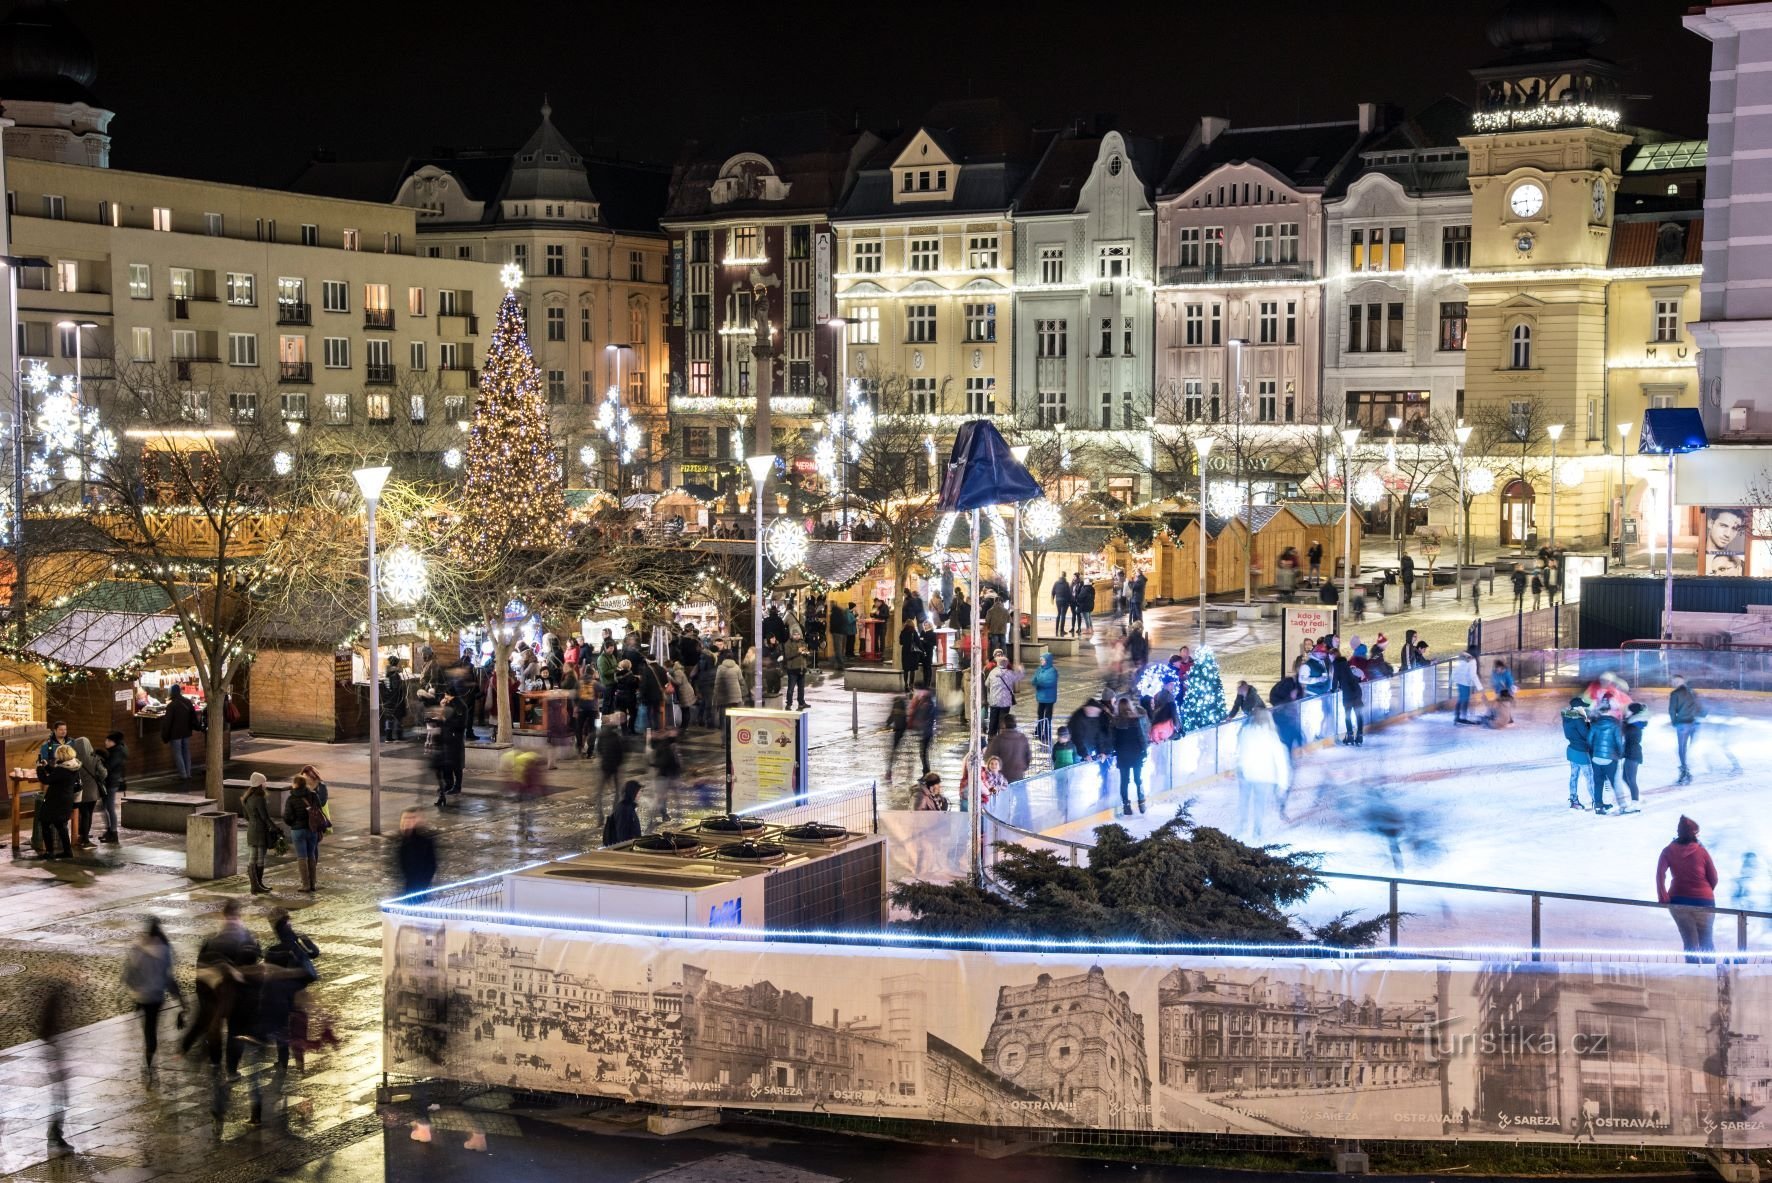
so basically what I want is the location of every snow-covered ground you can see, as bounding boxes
[1047,688,1772,953]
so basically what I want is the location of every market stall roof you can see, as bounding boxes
[1286,502,1351,527]
[694,538,887,592]
[25,608,180,672]
[1236,505,1289,533]
[1034,525,1115,554]
[564,489,618,510]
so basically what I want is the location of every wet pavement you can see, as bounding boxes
[0,575,1548,1182]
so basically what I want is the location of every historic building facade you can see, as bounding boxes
[1011,127,1162,502]
[1323,100,1473,440]
[662,114,875,487]
[382,105,670,490]
[1155,112,1377,438]
[1157,969,1436,1095]
[979,967,1152,1129]
[833,100,1044,428]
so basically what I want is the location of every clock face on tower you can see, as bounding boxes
[1509,182,1545,219]
[1591,178,1607,222]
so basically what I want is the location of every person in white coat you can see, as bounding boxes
[1451,651,1483,724]
[1236,707,1292,842]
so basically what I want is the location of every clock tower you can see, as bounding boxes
[1459,1,1632,460]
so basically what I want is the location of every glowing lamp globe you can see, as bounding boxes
[1466,466,1497,496]
[379,545,430,608]
[1022,497,1063,544]
[1558,459,1585,489]
[764,517,810,570]
[442,448,463,470]
[272,451,293,476]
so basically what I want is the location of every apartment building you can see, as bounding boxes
[6,157,502,433]
[833,100,1047,424]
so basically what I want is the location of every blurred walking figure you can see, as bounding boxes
[1657,815,1718,961]
[1669,676,1702,785]
[1451,651,1481,725]
[1112,698,1147,815]
[1235,707,1290,841]
[37,971,74,1153]
[396,808,438,896]
[123,917,184,1077]
[1622,702,1647,805]
[602,780,643,846]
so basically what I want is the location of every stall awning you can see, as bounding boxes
[27,609,180,672]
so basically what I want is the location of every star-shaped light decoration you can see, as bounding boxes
[499,262,524,291]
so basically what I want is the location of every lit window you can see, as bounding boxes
[130,326,153,361]
[226,272,255,306]
[342,228,359,251]
[727,226,760,261]
[408,287,425,316]
[229,391,257,422]
[128,263,150,299]
[964,303,996,343]
[324,393,351,424]
[967,235,999,270]
[847,306,879,344]
[152,207,172,232]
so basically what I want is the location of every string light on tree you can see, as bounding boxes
[1179,647,1226,731]
[459,266,567,552]
[764,516,810,570]
[1022,497,1063,544]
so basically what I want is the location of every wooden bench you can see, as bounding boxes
[121,792,216,834]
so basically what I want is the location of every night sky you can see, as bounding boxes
[68,0,1710,186]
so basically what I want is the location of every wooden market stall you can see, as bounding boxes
[693,537,890,663]
[1286,502,1365,583]
[18,582,234,782]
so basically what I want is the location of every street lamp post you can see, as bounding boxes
[1228,338,1252,604]
[828,318,848,539]
[745,454,774,708]
[1546,423,1564,550]
[1010,444,1030,669]
[1340,428,1360,628]
[353,464,392,837]
[1453,424,1473,601]
[1617,421,1633,569]
[1194,435,1214,651]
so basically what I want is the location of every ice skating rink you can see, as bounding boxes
[1049,689,1772,952]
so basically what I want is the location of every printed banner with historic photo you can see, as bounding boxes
[385,916,1772,1148]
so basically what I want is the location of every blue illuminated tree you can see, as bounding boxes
[1181,647,1225,732]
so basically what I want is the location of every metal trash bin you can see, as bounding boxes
[186,810,238,880]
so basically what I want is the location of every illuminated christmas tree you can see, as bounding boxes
[460,268,566,552]
[1181,647,1226,732]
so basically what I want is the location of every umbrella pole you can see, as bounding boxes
[970,507,983,884]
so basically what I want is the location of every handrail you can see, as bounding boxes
[1620,639,1772,651]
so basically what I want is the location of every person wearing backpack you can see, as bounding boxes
[284,774,327,893]
[123,917,184,1075]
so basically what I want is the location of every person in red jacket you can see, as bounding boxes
[1656,815,1719,960]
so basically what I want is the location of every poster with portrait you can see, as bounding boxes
[1704,507,1748,577]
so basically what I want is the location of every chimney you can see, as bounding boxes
[834,1008,840,1028]
[1200,116,1230,146]
[1358,102,1381,134]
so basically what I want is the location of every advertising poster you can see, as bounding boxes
[727,707,806,805]
[814,232,832,325]
[1281,605,1337,678]
[386,919,1772,1149]
[1705,507,1748,576]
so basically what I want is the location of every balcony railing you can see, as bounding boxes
[279,361,312,383]
[365,362,396,384]
[276,301,311,325]
[364,308,395,330]
[168,295,216,319]
[172,356,220,381]
[439,311,479,335]
[1158,262,1317,286]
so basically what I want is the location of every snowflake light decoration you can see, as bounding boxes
[36,391,82,453]
[1022,497,1063,543]
[1466,466,1497,496]
[379,545,430,607]
[26,454,50,490]
[764,517,810,571]
[499,262,524,290]
[1559,459,1586,489]
[1354,470,1385,509]
[578,444,597,472]
[90,429,117,463]
[60,456,81,482]
[813,437,837,479]
[272,451,293,476]
[1206,480,1244,520]
[443,448,463,470]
